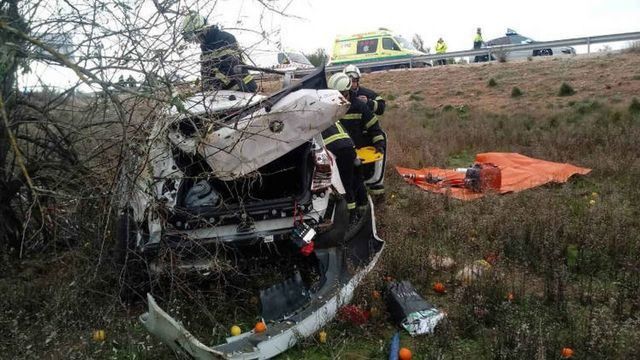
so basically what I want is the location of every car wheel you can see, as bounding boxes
[534,48,553,56]
[114,207,151,302]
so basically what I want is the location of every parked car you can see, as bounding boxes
[328,28,430,70]
[482,29,575,61]
[273,50,315,72]
[116,67,384,359]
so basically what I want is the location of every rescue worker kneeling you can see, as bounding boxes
[322,73,371,231]
[181,11,257,92]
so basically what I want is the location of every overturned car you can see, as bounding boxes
[117,68,384,359]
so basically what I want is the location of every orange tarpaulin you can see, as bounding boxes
[396,152,591,200]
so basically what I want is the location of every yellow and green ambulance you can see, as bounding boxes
[328,28,429,69]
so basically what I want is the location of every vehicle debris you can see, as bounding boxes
[124,67,385,359]
[386,281,445,336]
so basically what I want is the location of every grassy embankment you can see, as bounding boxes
[2,52,640,359]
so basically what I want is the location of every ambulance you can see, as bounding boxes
[328,28,429,69]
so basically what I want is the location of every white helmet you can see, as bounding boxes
[328,73,352,92]
[343,64,361,80]
[181,11,206,40]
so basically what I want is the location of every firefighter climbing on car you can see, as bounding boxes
[181,11,257,92]
[322,73,369,232]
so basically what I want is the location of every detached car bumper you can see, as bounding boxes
[140,200,384,359]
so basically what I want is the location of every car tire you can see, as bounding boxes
[114,207,151,302]
[533,48,553,57]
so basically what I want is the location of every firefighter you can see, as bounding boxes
[342,65,387,195]
[181,11,257,92]
[343,65,385,116]
[322,73,367,228]
[435,37,448,66]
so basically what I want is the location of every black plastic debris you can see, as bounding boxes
[386,280,445,336]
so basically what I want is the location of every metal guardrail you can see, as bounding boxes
[294,30,640,76]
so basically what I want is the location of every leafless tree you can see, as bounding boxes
[412,33,429,54]
[0,0,293,261]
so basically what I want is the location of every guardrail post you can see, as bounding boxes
[587,37,591,54]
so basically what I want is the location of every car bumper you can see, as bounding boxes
[140,198,384,359]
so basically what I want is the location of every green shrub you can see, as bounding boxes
[511,87,523,98]
[558,82,576,96]
[487,78,497,87]
[630,97,640,115]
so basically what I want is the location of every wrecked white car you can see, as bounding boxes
[116,68,384,359]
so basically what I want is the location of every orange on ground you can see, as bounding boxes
[399,347,412,360]
[561,347,574,358]
[433,282,446,294]
[254,321,267,333]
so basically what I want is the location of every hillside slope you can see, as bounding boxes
[365,53,640,113]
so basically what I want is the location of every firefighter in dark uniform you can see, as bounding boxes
[343,64,386,116]
[181,11,257,92]
[322,73,376,228]
[343,65,387,195]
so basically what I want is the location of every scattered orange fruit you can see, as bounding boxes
[399,347,412,360]
[506,292,515,302]
[561,347,574,358]
[484,252,499,265]
[433,282,446,294]
[230,325,241,336]
[318,330,327,343]
[254,321,267,333]
[92,329,106,342]
[372,290,381,299]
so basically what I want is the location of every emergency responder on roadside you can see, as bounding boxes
[435,37,448,65]
[181,11,257,92]
[343,65,385,116]
[322,73,368,228]
[473,27,485,63]
[343,65,387,196]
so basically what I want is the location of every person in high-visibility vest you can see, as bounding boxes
[322,73,370,230]
[435,38,448,66]
[473,27,487,63]
[342,65,387,196]
[181,11,257,92]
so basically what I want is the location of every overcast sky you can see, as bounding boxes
[20,0,640,90]
[238,0,640,55]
